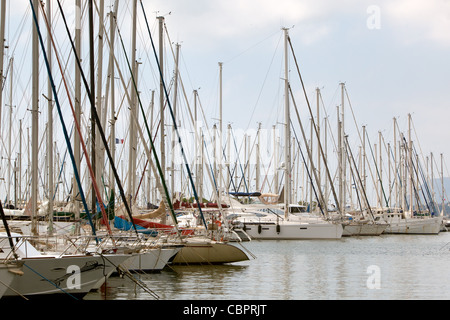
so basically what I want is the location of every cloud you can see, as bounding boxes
[384,0,450,46]
[147,0,340,48]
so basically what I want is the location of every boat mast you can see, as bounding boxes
[149,90,155,203]
[171,43,180,197]
[273,125,278,194]
[379,131,383,208]
[0,0,6,129]
[340,82,346,214]
[408,113,413,215]
[429,153,433,208]
[283,27,290,219]
[194,90,200,197]
[46,0,53,233]
[316,88,321,200]
[31,0,39,236]
[127,0,137,207]
[158,15,166,216]
[387,142,392,208]
[256,122,261,191]
[108,4,117,198]
[324,116,328,208]
[7,57,12,207]
[219,62,223,194]
[393,117,398,209]
[337,106,343,212]
[441,153,445,215]
[18,119,22,208]
[213,124,218,193]
[309,118,312,211]
[95,0,104,202]
[227,123,231,191]
[362,125,367,201]
[72,0,81,227]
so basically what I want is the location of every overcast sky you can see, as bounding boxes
[136,0,450,173]
[5,0,450,201]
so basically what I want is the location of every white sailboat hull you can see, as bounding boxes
[383,216,443,234]
[342,223,389,236]
[120,246,182,271]
[241,220,343,240]
[170,238,250,264]
[0,262,23,298]
[3,253,130,299]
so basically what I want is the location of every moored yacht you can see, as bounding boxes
[0,233,132,300]
[0,260,24,299]
[373,209,443,234]
[228,207,343,240]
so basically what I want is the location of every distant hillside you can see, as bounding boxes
[431,177,450,202]
[430,177,450,215]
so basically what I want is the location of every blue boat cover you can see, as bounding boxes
[113,216,158,236]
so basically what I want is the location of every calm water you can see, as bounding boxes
[84,232,450,300]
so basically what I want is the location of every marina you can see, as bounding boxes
[84,232,450,301]
[0,0,449,305]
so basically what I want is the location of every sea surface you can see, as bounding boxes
[84,232,450,301]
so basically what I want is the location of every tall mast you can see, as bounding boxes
[148,90,155,204]
[108,4,117,196]
[95,0,104,201]
[89,0,96,214]
[441,153,445,215]
[73,0,82,224]
[324,117,328,207]
[316,88,321,197]
[283,27,290,218]
[393,117,398,208]
[256,122,261,191]
[273,125,278,194]
[388,142,391,208]
[379,131,383,207]
[31,0,39,236]
[0,0,6,128]
[309,118,312,211]
[46,0,53,233]
[362,125,366,198]
[340,82,346,213]
[18,119,22,208]
[158,16,165,207]
[227,124,231,191]
[218,62,223,194]
[194,90,200,196]
[337,106,343,213]
[213,124,218,192]
[171,43,180,197]
[408,113,413,214]
[7,57,12,206]
[429,153,433,207]
[127,0,138,206]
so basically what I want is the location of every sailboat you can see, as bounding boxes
[0,232,132,299]
[371,115,443,235]
[223,28,344,240]
[373,209,442,234]
[0,204,24,299]
[127,204,251,265]
[116,6,253,265]
[224,193,343,240]
[0,261,24,299]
